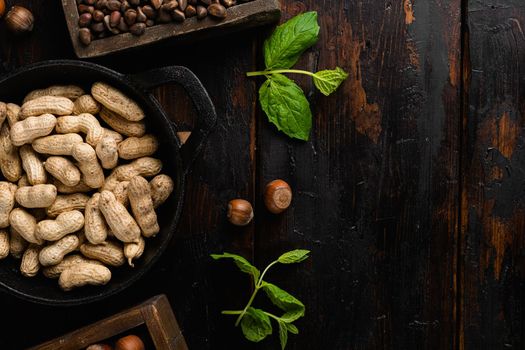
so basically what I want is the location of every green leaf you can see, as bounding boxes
[211,253,260,281]
[259,74,312,141]
[313,67,349,96]
[278,249,311,264]
[280,309,305,323]
[286,323,299,334]
[261,282,305,320]
[240,307,272,342]
[264,11,320,70]
[278,321,288,350]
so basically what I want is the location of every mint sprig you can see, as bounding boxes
[247,12,348,141]
[212,249,310,349]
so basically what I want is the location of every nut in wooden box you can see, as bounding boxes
[61,0,281,58]
[30,294,188,350]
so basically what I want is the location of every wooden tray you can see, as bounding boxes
[29,295,188,350]
[61,0,281,58]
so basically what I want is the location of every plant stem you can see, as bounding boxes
[234,287,260,326]
[234,260,280,326]
[263,311,282,322]
[246,69,316,78]
[222,310,243,315]
[257,260,279,288]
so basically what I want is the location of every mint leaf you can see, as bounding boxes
[213,249,309,346]
[286,323,299,334]
[262,282,305,319]
[280,309,305,323]
[240,307,272,342]
[259,74,312,141]
[211,253,260,281]
[264,12,320,70]
[313,67,349,96]
[278,321,288,350]
[278,249,310,264]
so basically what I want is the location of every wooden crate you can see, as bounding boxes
[29,295,188,350]
[61,0,281,58]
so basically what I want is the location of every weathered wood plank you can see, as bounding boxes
[144,32,259,349]
[462,2,525,349]
[254,1,461,349]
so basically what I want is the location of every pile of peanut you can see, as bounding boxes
[0,83,174,291]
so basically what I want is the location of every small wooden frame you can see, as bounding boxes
[61,0,281,58]
[29,295,188,350]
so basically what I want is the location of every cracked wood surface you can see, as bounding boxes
[0,0,523,349]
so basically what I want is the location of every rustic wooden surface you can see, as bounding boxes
[0,0,523,349]
[462,1,525,349]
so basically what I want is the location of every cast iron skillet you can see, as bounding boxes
[0,60,216,305]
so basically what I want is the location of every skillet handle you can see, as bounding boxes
[128,66,217,175]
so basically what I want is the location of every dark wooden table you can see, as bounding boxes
[0,0,524,349]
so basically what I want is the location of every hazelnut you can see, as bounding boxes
[78,13,93,28]
[93,10,105,22]
[196,5,207,19]
[118,17,129,32]
[264,180,292,214]
[185,5,196,18]
[207,3,226,18]
[157,8,172,23]
[136,7,147,23]
[5,6,34,34]
[141,5,156,19]
[106,0,121,11]
[124,9,137,26]
[95,0,108,10]
[222,0,236,8]
[151,0,163,10]
[86,344,112,350]
[78,4,94,14]
[115,335,145,350]
[172,9,185,22]
[78,28,92,46]
[129,22,146,35]
[227,199,253,226]
[109,10,121,27]
[104,15,119,34]
[90,21,105,33]
[120,0,130,12]
[161,1,178,11]
[0,0,5,18]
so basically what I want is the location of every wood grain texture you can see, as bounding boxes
[254,1,461,349]
[1,0,525,349]
[462,1,525,349]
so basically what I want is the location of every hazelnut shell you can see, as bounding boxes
[227,199,254,226]
[5,6,34,34]
[264,180,292,214]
